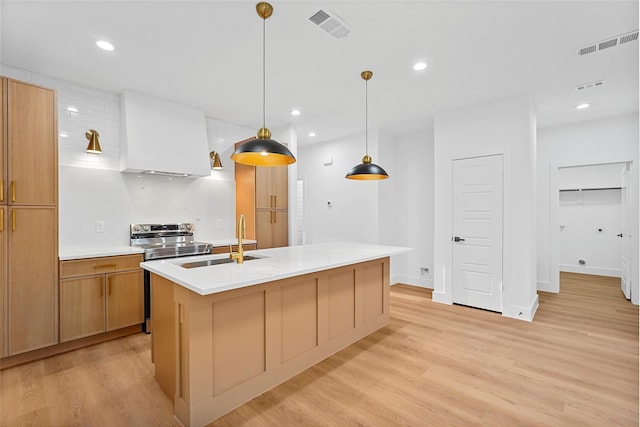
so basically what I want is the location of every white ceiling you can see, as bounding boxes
[2,1,638,148]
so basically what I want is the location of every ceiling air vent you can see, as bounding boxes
[309,9,351,39]
[576,80,605,92]
[578,30,639,56]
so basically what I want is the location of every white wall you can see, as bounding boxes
[2,65,252,249]
[392,130,435,288]
[537,113,639,304]
[297,131,382,244]
[433,95,538,321]
[559,187,622,277]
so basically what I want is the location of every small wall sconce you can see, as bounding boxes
[85,129,102,154]
[210,151,223,170]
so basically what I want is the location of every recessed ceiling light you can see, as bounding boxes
[413,62,428,71]
[59,132,68,138]
[575,103,591,110]
[66,106,78,113]
[308,132,316,137]
[96,40,115,51]
[291,109,301,116]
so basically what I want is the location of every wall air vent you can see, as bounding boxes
[578,30,639,56]
[308,9,351,39]
[575,80,605,92]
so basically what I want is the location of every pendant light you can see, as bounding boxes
[231,2,296,167]
[345,71,388,180]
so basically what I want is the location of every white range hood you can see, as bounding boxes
[120,91,211,177]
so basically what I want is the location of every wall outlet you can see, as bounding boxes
[420,267,429,276]
[95,220,105,233]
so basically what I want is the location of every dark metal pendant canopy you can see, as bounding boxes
[231,2,296,167]
[345,71,388,180]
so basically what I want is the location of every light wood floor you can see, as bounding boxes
[1,272,637,426]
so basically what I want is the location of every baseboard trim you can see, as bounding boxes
[503,294,539,322]
[560,265,621,278]
[392,274,433,289]
[537,280,557,293]
[0,325,143,370]
[431,290,452,305]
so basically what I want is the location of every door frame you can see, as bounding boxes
[549,159,638,303]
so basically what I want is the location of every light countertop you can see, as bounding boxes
[141,242,411,296]
[59,239,257,261]
[59,246,145,261]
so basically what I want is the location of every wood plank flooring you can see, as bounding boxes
[1,272,637,426]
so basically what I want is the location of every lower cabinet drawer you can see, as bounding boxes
[60,254,143,279]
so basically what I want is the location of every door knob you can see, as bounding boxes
[453,236,465,242]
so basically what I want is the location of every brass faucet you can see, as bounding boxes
[230,214,246,263]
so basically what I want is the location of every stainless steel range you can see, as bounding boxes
[130,223,212,332]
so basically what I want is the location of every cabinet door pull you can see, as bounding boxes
[0,208,3,232]
[11,210,16,231]
[10,181,15,203]
[93,263,116,270]
[0,179,4,202]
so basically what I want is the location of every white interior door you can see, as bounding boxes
[452,154,503,312]
[620,163,631,299]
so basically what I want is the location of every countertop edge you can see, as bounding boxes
[142,243,412,296]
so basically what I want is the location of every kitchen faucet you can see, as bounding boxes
[230,214,246,263]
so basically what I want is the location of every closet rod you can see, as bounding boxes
[559,187,622,192]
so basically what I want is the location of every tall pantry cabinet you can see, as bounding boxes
[0,77,58,357]
[235,138,289,249]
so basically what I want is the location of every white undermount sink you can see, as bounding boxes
[179,255,265,269]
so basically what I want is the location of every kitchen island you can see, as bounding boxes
[142,242,409,427]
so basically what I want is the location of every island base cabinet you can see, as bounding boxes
[151,257,390,427]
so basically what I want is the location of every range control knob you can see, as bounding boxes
[143,225,150,232]
[179,224,186,230]
[186,224,193,230]
[133,225,141,232]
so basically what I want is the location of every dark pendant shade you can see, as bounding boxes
[345,155,389,180]
[345,71,388,180]
[231,138,296,166]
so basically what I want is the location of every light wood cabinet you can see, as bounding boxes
[0,77,58,357]
[256,210,288,249]
[7,206,58,354]
[59,255,144,343]
[59,276,105,342]
[255,166,288,210]
[0,206,7,357]
[235,138,289,250]
[106,270,144,331]
[6,79,57,206]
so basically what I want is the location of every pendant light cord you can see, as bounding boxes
[262,16,266,131]
[365,78,368,156]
